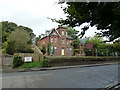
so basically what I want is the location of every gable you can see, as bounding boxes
[49,29,61,37]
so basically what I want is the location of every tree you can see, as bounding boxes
[6,29,33,55]
[2,21,17,43]
[41,45,46,55]
[47,43,52,55]
[2,21,35,45]
[111,42,120,53]
[85,35,108,56]
[35,35,41,46]
[53,2,120,41]
[66,26,80,48]
[65,26,80,54]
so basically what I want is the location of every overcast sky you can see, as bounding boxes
[0,0,98,37]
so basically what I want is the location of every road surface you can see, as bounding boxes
[1,64,119,88]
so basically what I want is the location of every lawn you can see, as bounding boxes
[18,61,41,68]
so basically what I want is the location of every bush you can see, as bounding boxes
[40,59,50,67]
[13,56,23,68]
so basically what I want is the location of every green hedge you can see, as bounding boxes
[46,56,120,63]
[13,56,23,68]
[40,59,51,67]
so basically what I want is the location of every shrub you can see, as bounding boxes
[13,56,23,68]
[40,59,51,67]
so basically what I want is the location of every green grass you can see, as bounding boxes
[18,61,41,68]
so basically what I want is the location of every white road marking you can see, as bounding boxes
[0,73,54,80]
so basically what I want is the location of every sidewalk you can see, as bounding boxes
[2,62,120,73]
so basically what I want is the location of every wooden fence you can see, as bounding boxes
[14,53,43,62]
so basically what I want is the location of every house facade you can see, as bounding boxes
[39,27,74,56]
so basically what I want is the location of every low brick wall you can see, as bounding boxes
[2,53,13,67]
[46,56,120,67]
[14,53,43,62]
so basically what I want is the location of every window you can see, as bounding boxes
[54,38,57,43]
[67,48,69,52]
[61,39,65,44]
[51,38,53,42]
[61,48,65,55]
[66,32,68,37]
[62,31,64,35]
[54,47,57,55]
[69,48,72,53]
[43,41,45,44]
[67,41,69,45]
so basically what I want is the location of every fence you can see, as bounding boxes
[14,53,43,62]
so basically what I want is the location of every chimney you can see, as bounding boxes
[45,30,50,35]
[41,34,45,38]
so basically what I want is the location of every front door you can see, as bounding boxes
[61,48,64,55]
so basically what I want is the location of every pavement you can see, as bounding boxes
[1,62,120,73]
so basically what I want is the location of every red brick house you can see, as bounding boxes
[39,27,74,56]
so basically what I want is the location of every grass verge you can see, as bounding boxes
[17,61,41,68]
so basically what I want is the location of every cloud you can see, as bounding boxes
[0,0,98,37]
[0,0,64,36]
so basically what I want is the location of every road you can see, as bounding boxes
[1,64,119,88]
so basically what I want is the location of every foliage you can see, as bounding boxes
[13,56,23,68]
[18,61,41,68]
[40,59,51,67]
[47,43,52,55]
[41,45,46,55]
[35,35,41,46]
[111,42,120,52]
[66,26,79,39]
[65,26,80,51]
[85,35,104,48]
[72,39,80,49]
[6,29,34,55]
[54,2,120,41]
[2,21,35,46]
[85,35,108,56]
[2,21,17,43]
[74,49,79,53]
[65,26,80,54]
[18,59,50,68]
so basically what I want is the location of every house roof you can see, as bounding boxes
[40,29,61,40]
[40,27,73,40]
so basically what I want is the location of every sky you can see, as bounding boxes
[0,0,99,38]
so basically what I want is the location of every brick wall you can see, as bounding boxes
[39,27,74,56]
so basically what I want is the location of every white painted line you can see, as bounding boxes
[0,73,54,80]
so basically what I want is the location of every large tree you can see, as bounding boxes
[6,29,33,55]
[2,21,35,44]
[53,2,120,41]
[85,35,109,56]
[66,26,80,49]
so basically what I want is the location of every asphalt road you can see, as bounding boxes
[1,64,119,88]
